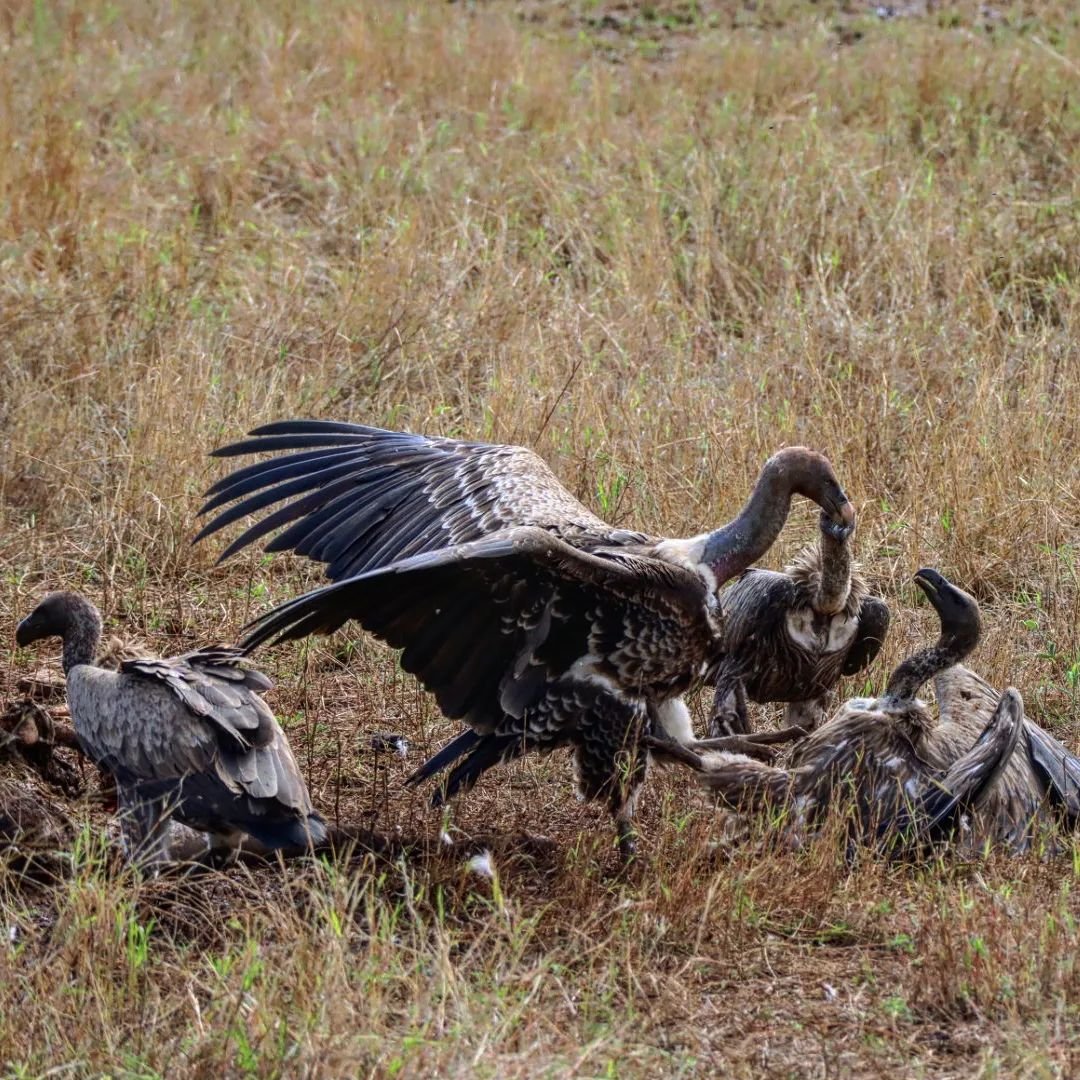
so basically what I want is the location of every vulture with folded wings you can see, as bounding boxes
[708,508,890,736]
[16,592,325,867]
[197,420,857,856]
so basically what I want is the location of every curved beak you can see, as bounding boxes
[913,572,937,596]
[820,497,856,541]
[14,615,34,647]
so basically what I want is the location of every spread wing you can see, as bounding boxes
[239,526,716,734]
[196,420,634,578]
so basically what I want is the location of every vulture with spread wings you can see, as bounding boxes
[16,592,325,867]
[197,420,856,855]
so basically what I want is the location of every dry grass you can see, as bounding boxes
[2,0,1080,1074]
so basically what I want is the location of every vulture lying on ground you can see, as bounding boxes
[708,508,890,736]
[15,592,326,867]
[197,420,856,856]
[662,570,1025,853]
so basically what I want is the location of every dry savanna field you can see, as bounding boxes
[3,0,1080,1075]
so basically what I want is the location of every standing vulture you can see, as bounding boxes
[15,592,326,867]
[197,420,856,856]
[664,570,1024,853]
[708,508,890,737]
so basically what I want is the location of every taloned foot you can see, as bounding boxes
[708,682,750,739]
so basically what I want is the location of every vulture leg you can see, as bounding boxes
[708,676,749,739]
[689,725,807,754]
[570,696,650,863]
[117,787,172,871]
[784,694,829,732]
[204,830,243,869]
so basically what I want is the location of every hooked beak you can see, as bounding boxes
[14,616,35,647]
[913,571,938,596]
[821,498,856,541]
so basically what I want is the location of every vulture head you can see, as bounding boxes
[881,569,982,707]
[770,447,855,536]
[16,592,103,673]
[16,591,102,647]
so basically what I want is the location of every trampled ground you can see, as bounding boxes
[2,1,1080,1075]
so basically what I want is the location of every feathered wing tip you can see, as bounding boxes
[1026,719,1080,818]
[405,728,484,788]
[406,728,524,807]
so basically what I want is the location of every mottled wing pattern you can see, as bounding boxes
[717,569,799,661]
[197,420,630,578]
[240,527,717,741]
[71,658,311,816]
[693,751,793,812]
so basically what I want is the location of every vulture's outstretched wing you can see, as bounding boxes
[1026,721,1080,819]
[240,526,716,735]
[840,596,891,677]
[197,420,634,578]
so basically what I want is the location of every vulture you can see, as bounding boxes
[197,420,856,856]
[664,569,1025,853]
[15,592,326,867]
[708,508,890,736]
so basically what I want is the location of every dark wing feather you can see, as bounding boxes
[1025,721,1080,819]
[197,421,617,579]
[717,570,798,654]
[240,527,713,735]
[840,596,891,677]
